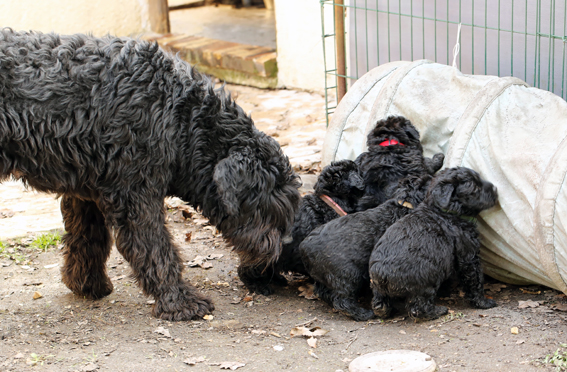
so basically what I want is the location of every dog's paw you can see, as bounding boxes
[248,283,274,296]
[63,272,114,300]
[372,302,393,319]
[153,287,215,321]
[411,305,448,320]
[472,297,497,309]
[348,308,375,322]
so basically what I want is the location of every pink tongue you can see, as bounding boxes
[379,139,402,146]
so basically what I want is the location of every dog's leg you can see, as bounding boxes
[114,196,214,321]
[237,264,280,295]
[406,288,448,320]
[371,288,393,319]
[60,196,113,299]
[315,282,374,321]
[457,254,497,309]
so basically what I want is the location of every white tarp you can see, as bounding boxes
[323,60,567,293]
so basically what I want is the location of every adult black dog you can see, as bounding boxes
[267,160,364,289]
[370,167,498,320]
[299,174,430,321]
[0,29,301,320]
[355,116,444,211]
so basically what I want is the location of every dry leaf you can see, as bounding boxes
[200,262,213,269]
[185,232,192,242]
[32,291,42,300]
[290,326,329,338]
[484,283,507,292]
[219,361,246,370]
[251,330,266,335]
[511,327,519,334]
[193,218,210,225]
[154,327,171,338]
[518,300,540,309]
[206,253,224,260]
[243,294,254,302]
[203,315,214,320]
[298,284,317,300]
[551,303,567,312]
[184,356,205,365]
[307,337,317,348]
[270,332,282,338]
[520,288,541,295]
[399,330,406,335]
[308,349,319,359]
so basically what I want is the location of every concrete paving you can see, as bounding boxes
[0,83,326,239]
[169,4,276,48]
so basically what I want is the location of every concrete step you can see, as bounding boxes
[144,33,277,88]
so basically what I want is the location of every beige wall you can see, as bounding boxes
[274,0,328,93]
[0,0,165,37]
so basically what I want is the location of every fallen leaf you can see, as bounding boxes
[520,288,541,295]
[511,327,519,334]
[184,356,205,365]
[154,327,171,338]
[298,284,317,300]
[23,282,43,286]
[219,361,246,370]
[216,282,230,287]
[81,364,99,372]
[193,218,210,225]
[203,315,214,320]
[32,291,42,300]
[290,326,329,338]
[0,209,15,218]
[518,300,540,309]
[484,283,507,292]
[399,330,406,335]
[251,330,266,335]
[551,303,567,311]
[307,337,317,348]
[185,232,192,242]
[270,332,282,338]
[200,262,213,269]
[206,253,224,260]
[243,294,254,302]
[308,349,319,359]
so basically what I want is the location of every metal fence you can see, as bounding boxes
[321,0,567,124]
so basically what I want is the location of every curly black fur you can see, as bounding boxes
[0,29,301,320]
[298,174,431,321]
[369,167,498,320]
[268,160,364,284]
[355,116,444,211]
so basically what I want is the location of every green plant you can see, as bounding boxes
[544,344,567,371]
[32,232,61,252]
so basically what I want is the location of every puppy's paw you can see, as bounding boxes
[348,308,375,322]
[63,272,114,300]
[411,305,448,320]
[472,297,497,309]
[372,302,393,319]
[153,286,215,321]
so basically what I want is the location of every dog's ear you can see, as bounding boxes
[213,148,263,216]
[348,170,365,190]
[431,182,454,209]
[213,155,243,216]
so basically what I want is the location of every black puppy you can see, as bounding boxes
[299,174,430,321]
[369,167,498,320]
[266,160,364,289]
[355,116,444,211]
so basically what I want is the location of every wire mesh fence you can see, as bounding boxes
[321,0,567,124]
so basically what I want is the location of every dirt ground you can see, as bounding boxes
[1,85,567,372]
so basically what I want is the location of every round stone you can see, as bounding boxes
[349,350,436,372]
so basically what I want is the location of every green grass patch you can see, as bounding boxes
[544,344,567,371]
[32,232,61,252]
